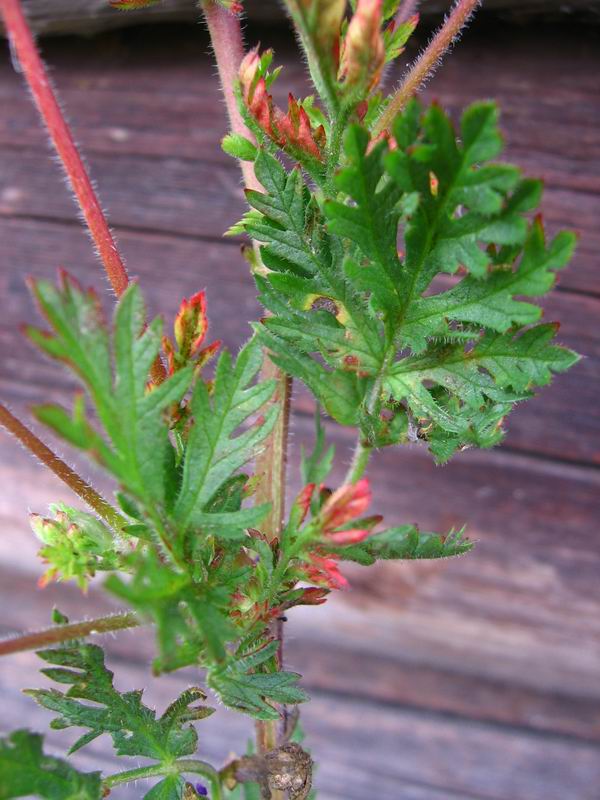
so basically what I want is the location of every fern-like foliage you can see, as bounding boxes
[236,100,578,461]
[27,643,212,757]
[23,275,308,712]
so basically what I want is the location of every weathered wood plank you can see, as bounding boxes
[2,642,600,800]
[1,25,598,288]
[1,24,598,165]
[1,0,595,38]
[1,219,598,465]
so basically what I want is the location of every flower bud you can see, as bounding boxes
[320,477,371,532]
[304,0,347,71]
[339,0,385,95]
[238,48,262,102]
[167,291,220,375]
[174,291,208,355]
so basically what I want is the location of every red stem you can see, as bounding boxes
[0,0,129,297]
[201,0,261,193]
[375,0,480,133]
[0,403,124,530]
[0,0,168,383]
[0,612,140,657]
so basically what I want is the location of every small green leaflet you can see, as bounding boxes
[333,525,472,566]
[0,730,101,800]
[208,639,308,720]
[174,339,277,533]
[26,643,214,759]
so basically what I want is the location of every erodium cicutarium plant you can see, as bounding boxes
[0,1,579,798]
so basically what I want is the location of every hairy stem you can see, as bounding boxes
[0,0,166,383]
[344,438,372,484]
[199,6,292,788]
[254,364,292,546]
[201,0,261,193]
[0,404,125,530]
[104,758,221,799]
[374,0,480,134]
[0,0,129,297]
[0,612,140,657]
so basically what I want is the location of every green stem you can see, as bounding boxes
[0,612,141,657]
[0,403,126,531]
[254,362,292,546]
[282,0,341,117]
[326,103,352,186]
[344,439,372,484]
[374,0,481,134]
[103,759,222,799]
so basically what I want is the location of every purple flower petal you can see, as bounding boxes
[195,783,208,797]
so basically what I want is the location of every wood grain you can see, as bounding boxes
[1,0,595,38]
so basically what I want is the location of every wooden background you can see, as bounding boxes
[3,0,597,36]
[1,12,599,800]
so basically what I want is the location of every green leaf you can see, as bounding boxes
[174,339,277,531]
[26,643,213,761]
[384,15,418,63]
[300,407,335,486]
[335,526,472,565]
[0,730,101,800]
[144,776,185,800]
[402,222,577,351]
[208,639,308,720]
[237,99,577,463]
[236,150,385,429]
[105,549,237,669]
[27,277,192,508]
[222,133,258,162]
[324,126,402,315]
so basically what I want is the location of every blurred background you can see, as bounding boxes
[1,1,599,798]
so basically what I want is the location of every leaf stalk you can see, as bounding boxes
[0,612,140,657]
[0,0,129,298]
[374,0,481,134]
[0,403,126,531]
[103,758,222,800]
